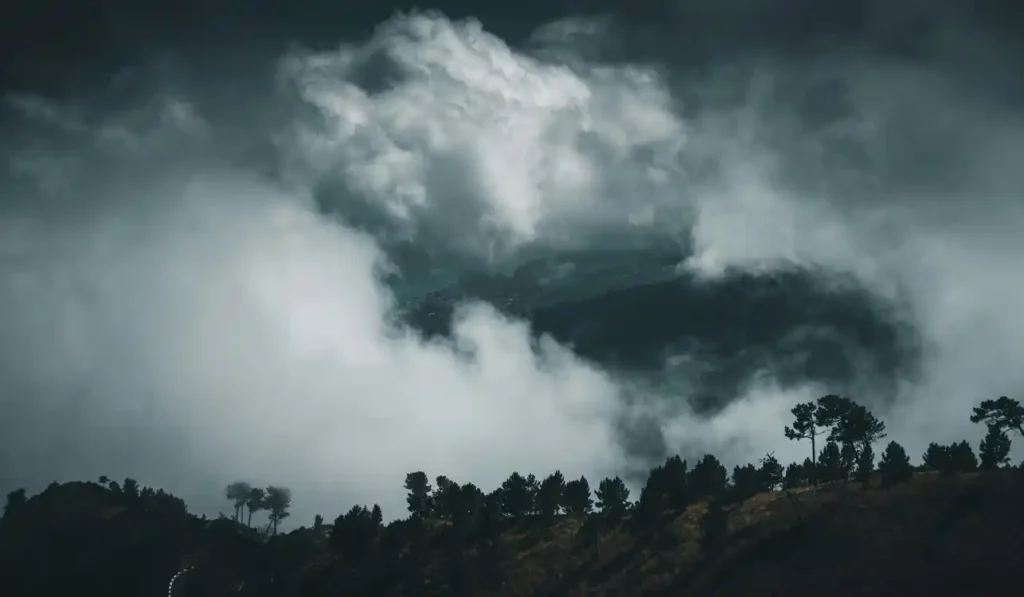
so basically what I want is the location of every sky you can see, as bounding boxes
[1,0,1023,526]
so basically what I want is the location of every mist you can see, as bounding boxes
[1,1,1022,525]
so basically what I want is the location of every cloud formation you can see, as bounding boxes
[2,6,1023,525]
[281,14,690,269]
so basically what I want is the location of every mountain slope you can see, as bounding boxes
[2,471,1021,597]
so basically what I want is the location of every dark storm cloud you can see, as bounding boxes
[404,264,921,411]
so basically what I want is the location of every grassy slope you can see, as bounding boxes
[453,471,1024,597]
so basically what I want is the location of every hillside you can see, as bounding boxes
[2,470,1022,597]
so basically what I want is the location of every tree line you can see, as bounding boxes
[6,395,1020,535]
[293,394,1021,595]
[246,394,1022,544]
[2,395,1021,596]
[222,482,293,535]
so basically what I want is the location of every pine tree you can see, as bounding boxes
[979,425,1011,469]
[878,441,913,487]
[817,440,842,484]
[784,401,826,489]
[783,462,804,489]
[661,455,692,510]
[224,481,252,523]
[536,471,566,522]
[3,489,26,520]
[689,454,728,499]
[758,453,784,491]
[563,476,593,515]
[404,472,432,519]
[264,486,292,535]
[499,472,534,518]
[971,396,1024,437]
[922,442,950,472]
[730,464,760,501]
[855,442,874,484]
[245,487,265,527]
[948,441,978,472]
[840,442,858,481]
[595,477,631,520]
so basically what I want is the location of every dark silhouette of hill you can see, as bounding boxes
[2,395,1022,597]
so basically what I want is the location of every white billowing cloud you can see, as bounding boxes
[280,13,688,261]
[0,163,629,521]
[663,376,830,466]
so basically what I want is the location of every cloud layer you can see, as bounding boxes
[2,7,1023,525]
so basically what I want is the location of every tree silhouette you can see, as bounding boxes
[661,456,693,509]
[563,476,593,515]
[814,394,856,427]
[922,442,950,472]
[432,475,460,521]
[455,483,483,526]
[526,474,541,514]
[730,464,759,501]
[830,402,887,451]
[948,441,979,472]
[3,488,26,520]
[595,477,630,519]
[224,481,252,523]
[403,472,432,519]
[970,396,1024,437]
[784,401,827,489]
[855,442,875,484]
[758,453,784,491]
[479,489,505,536]
[817,440,842,484]
[371,504,383,525]
[979,425,1011,469]
[499,473,534,518]
[525,474,541,515]
[264,486,292,535]
[245,487,265,527]
[331,505,381,563]
[313,514,323,532]
[926,441,978,473]
[634,482,664,525]
[878,441,913,487]
[783,462,805,489]
[122,478,139,499]
[840,442,858,481]
[638,455,694,521]
[634,458,679,525]
[689,454,728,499]
[536,471,566,522]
